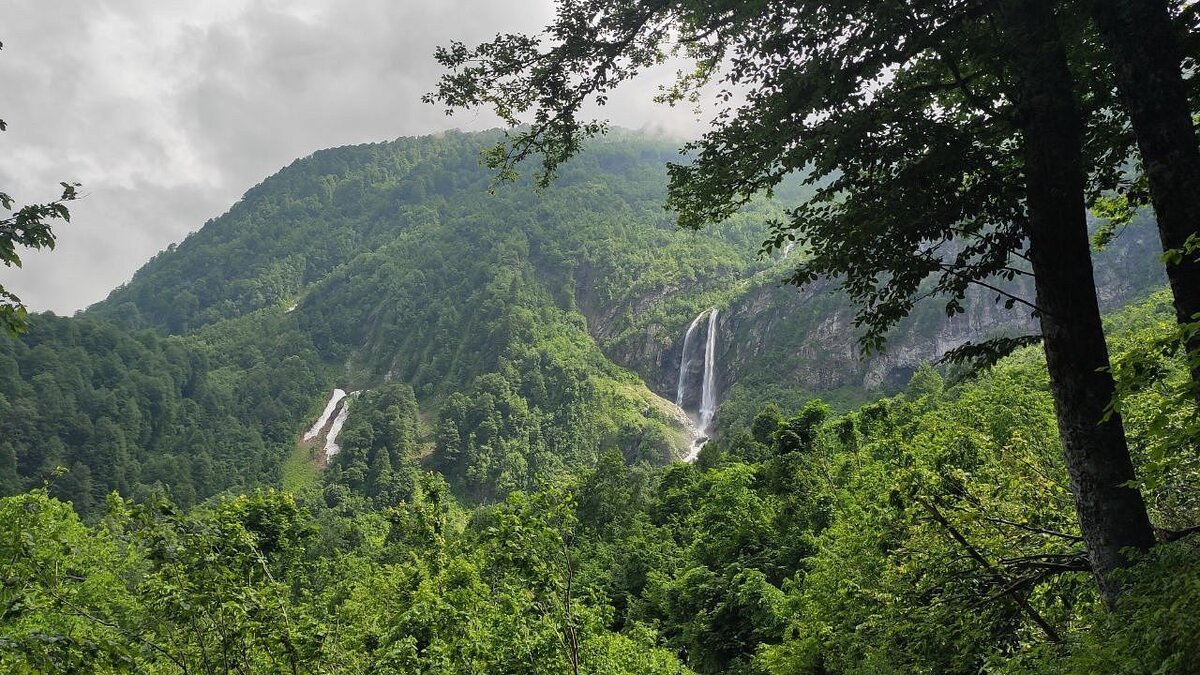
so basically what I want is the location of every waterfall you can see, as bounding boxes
[675,313,706,407]
[698,308,719,433]
[675,308,721,463]
[304,389,347,441]
[324,392,357,460]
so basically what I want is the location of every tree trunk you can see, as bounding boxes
[998,0,1156,609]
[1090,0,1200,398]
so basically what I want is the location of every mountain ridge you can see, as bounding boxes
[3,128,1168,508]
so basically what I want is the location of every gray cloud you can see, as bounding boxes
[1,0,712,313]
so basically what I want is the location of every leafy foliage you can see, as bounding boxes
[4,291,1198,673]
[1,121,1194,672]
[0,313,330,513]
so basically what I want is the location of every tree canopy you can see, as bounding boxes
[426,0,1200,604]
[4,291,1199,672]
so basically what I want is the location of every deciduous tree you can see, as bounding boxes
[1088,0,1200,398]
[427,0,1156,605]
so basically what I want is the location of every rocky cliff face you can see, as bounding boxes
[579,224,1166,410]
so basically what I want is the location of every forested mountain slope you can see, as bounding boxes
[3,290,1196,673]
[91,129,1166,414]
[0,129,1193,673]
[1,130,1168,510]
[0,313,327,513]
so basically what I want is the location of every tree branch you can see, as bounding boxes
[916,497,1063,643]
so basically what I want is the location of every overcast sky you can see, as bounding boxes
[1,0,711,314]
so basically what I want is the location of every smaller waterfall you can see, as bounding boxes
[697,308,719,433]
[323,392,357,460]
[675,313,706,407]
[304,389,347,441]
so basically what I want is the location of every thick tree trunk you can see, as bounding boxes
[998,0,1156,609]
[1090,0,1200,397]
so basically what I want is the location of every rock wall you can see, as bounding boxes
[580,229,1166,405]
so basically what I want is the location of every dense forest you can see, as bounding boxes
[1,132,1168,511]
[1,132,1195,673]
[4,0,1200,671]
[3,291,1197,672]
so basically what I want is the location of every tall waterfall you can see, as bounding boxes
[698,308,719,433]
[675,313,706,407]
[675,308,721,462]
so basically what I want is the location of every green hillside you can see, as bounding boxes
[0,313,329,513]
[6,131,785,508]
[1,130,1194,672]
[2,130,1169,511]
[3,290,1196,673]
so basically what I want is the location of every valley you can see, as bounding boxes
[0,131,1193,673]
[5,0,1200,670]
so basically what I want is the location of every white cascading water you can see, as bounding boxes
[304,389,347,441]
[675,313,706,407]
[323,392,357,460]
[675,308,720,463]
[698,308,719,433]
